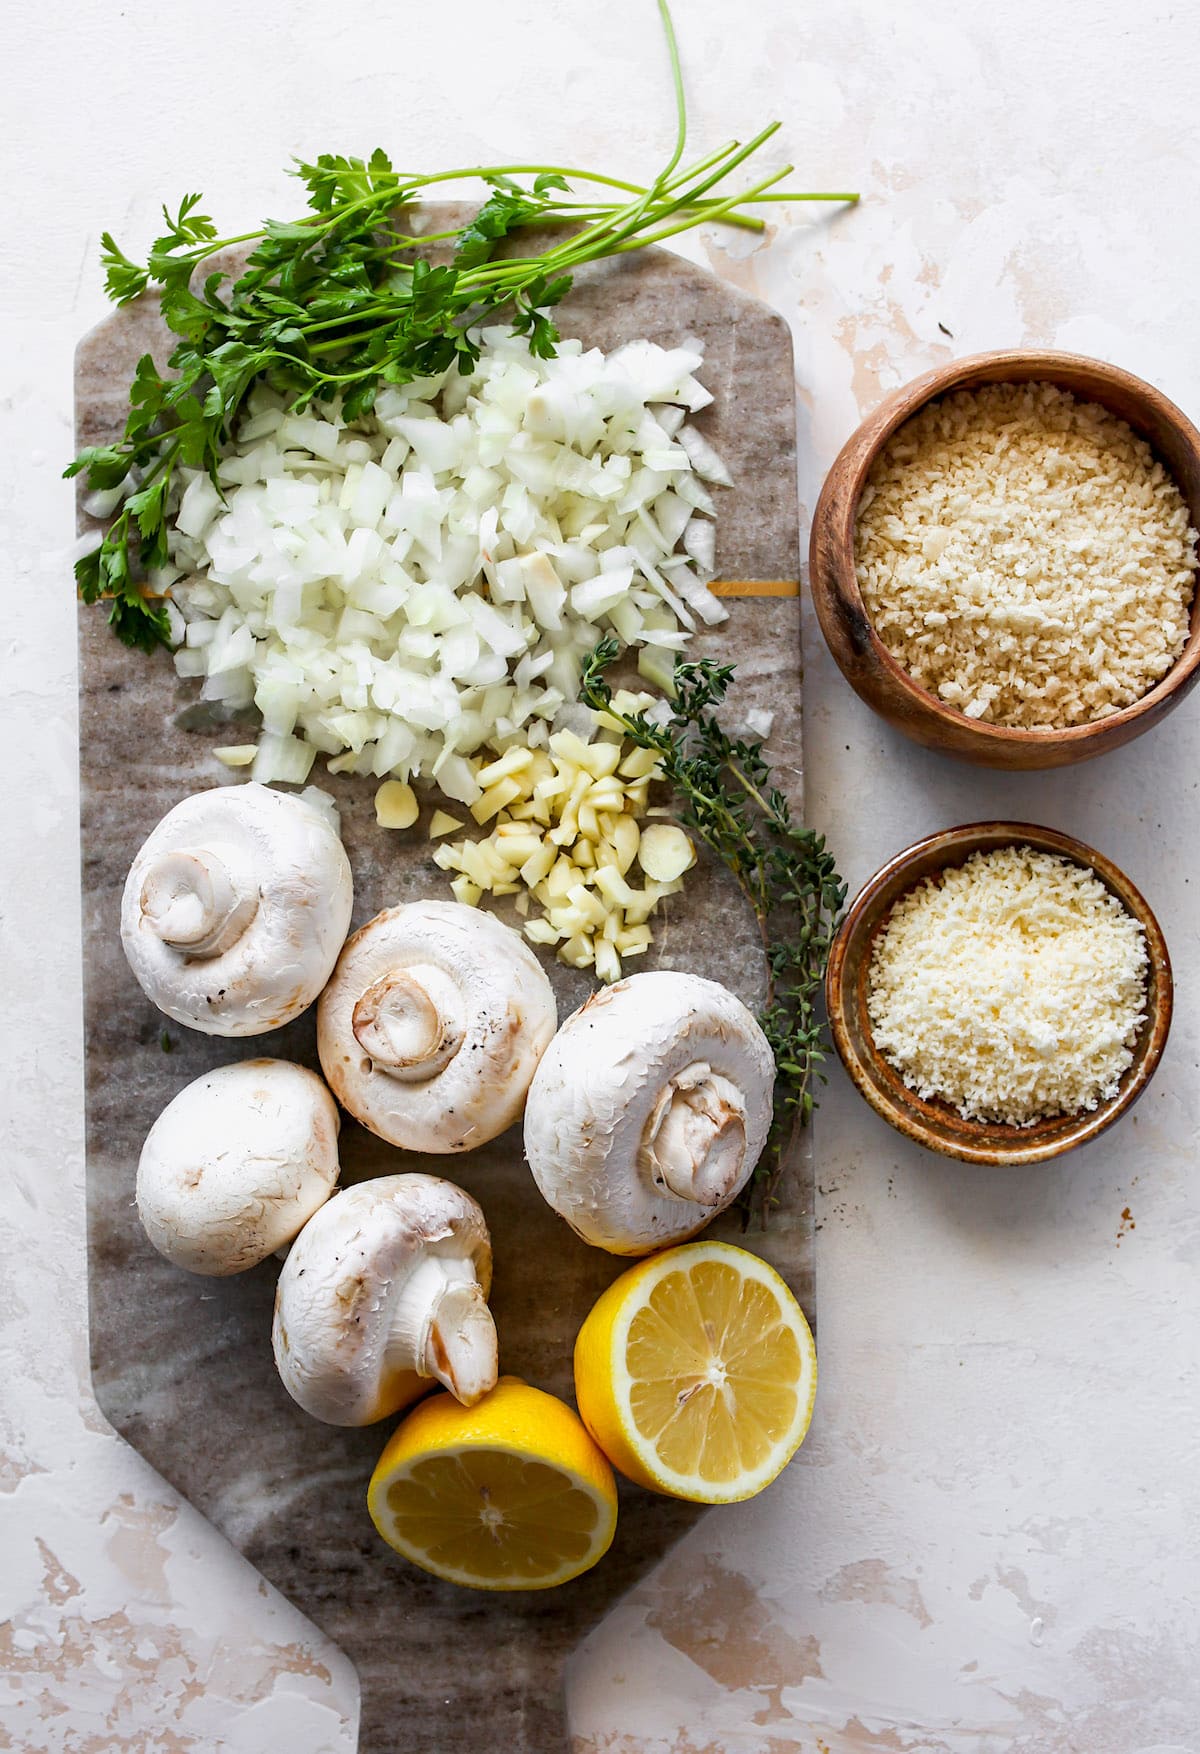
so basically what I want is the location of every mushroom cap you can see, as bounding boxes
[523,970,776,1255]
[272,1174,495,1426]
[317,900,557,1153]
[121,783,353,1037]
[137,1059,340,1276]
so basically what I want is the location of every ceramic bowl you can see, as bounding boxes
[808,350,1200,769]
[824,821,1172,1164]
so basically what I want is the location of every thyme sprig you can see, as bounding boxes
[581,639,846,1224]
[67,0,856,652]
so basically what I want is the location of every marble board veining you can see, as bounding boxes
[76,219,811,1754]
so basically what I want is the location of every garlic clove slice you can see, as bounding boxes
[637,824,696,884]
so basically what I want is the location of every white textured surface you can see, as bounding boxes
[2,0,1198,1749]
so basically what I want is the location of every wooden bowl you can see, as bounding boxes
[825,822,1173,1165]
[809,350,1200,769]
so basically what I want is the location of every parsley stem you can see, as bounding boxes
[656,0,689,188]
[542,131,774,265]
[397,162,649,197]
[612,165,795,252]
[663,121,784,209]
[657,139,743,195]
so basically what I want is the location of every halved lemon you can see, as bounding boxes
[367,1376,618,1590]
[573,1240,817,1503]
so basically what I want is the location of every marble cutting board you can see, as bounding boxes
[76,218,811,1754]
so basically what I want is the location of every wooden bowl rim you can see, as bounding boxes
[817,347,1200,747]
[825,820,1174,1165]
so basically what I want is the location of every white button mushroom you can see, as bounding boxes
[523,970,776,1255]
[317,900,557,1153]
[121,783,353,1036]
[272,1174,498,1425]
[137,1059,341,1275]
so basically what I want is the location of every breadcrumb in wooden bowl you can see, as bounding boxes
[825,822,1173,1165]
[809,351,1200,769]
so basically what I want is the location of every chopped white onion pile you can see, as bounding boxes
[164,328,730,800]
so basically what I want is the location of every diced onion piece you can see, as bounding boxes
[637,647,677,694]
[676,425,733,487]
[213,744,258,767]
[450,874,482,906]
[434,756,483,808]
[673,572,728,628]
[251,733,316,786]
[682,516,716,573]
[429,810,464,838]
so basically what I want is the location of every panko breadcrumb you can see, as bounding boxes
[866,845,1148,1126]
[854,382,1196,728]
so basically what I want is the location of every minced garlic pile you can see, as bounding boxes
[426,705,695,984]
[854,381,1197,727]
[866,845,1148,1125]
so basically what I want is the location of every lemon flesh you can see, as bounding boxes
[574,1241,817,1503]
[367,1376,617,1590]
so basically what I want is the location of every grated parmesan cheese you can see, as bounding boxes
[866,845,1148,1125]
[854,382,1197,728]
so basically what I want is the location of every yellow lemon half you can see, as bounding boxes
[367,1376,618,1591]
[574,1240,817,1503]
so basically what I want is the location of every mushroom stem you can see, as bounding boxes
[139,848,258,959]
[386,1254,498,1407]
[643,1063,748,1208]
[425,1281,499,1406]
[352,968,465,1083]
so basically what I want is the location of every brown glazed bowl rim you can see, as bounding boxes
[814,348,1200,751]
[824,821,1173,1165]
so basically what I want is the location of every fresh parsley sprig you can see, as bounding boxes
[581,639,847,1225]
[67,1,857,650]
